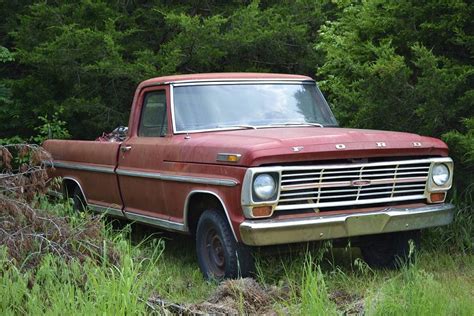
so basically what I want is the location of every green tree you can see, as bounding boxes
[317,0,473,192]
[0,46,15,134]
[0,46,14,102]
[0,0,472,195]
[0,0,335,139]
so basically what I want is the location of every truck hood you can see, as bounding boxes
[165,127,448,166]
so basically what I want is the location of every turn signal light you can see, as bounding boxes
[430,192,446,203]
[216,153,241,163]
[252,206,272,218]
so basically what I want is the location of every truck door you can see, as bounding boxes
[117,86,173,223]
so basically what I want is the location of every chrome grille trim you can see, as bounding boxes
[279,183,426,198]
[280,166,430,178]
[281,171,429,183]
[279,189,427,202]
[276,196,426,211]
[241,157,453,218]
[275,159,436,211]
[281,176,428,191]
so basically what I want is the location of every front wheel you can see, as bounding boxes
[196,210,254,280]
[360,230,421,269]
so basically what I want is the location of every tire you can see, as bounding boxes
[71,185,86,212]
[196,210,254,280]
[360,230,420,269]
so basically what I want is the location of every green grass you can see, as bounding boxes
[254,247,474,315]
[0,234,162,314]
[365,254,474,315]
[423,190,474,253]
[1,197,473,315]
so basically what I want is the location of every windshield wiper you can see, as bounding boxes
[218,124,258,130]
[269,122,324,128]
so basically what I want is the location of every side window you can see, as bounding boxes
[138,91,168,137]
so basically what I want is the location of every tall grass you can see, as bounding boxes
[365,256,474,315]
[0,235,163,314]
[1,197,216,314]
[423,190,473,253]
[255,246,339,315]
[299,254,338,315]
[256,242,473,315]
[1,196,472,314]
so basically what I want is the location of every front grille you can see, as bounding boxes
[276,160,430,211]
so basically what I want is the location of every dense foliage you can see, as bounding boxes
[0,0,336,139]
[0,0,472,193]
[317,0,473,193]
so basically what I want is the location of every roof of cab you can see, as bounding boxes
[139,72,313,87]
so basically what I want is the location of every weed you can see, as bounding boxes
[365,254,474,315]
[1,143,472,314]
[423,190,474,253]
[300,253,338,315]
[0,233,163,314]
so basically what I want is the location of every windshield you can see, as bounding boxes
[173,83,338,132]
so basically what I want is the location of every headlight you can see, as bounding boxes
[253,174,276,200]
[432,164,450,186]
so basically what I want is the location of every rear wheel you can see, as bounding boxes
[71,185,86,212]
[360,230,420,269]
[196,210,254,280]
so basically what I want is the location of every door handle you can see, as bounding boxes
[120,146,132,152]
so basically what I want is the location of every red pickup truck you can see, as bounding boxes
[44,73,454,279]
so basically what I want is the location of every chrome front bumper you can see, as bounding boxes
[239,203,455,246]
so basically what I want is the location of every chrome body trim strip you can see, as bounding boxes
[143,78,314,88]
[46,160,237,187]
[43,160,53,166]
[125,211,186,232]
[170,79,314,86]
[55,173,195,233]
[84,203,187,233]
[170,83,176,134]
[89,204,125,218]
[116,169,162,179]
[239,203,455,246]
[183,190,238,241]
[116,168,238,187]
[161,174,237,186]
[89,204,186,232]
[47,161,115,174]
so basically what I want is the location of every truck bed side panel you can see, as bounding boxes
[44,140,122,209]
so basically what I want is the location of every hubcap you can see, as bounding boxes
[205,228,225,277]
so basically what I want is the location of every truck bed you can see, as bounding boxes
[44,140,123,210]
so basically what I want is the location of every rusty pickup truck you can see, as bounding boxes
[44,73,454,279]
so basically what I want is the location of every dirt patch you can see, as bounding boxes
[149,278,290,315]
[329,289,364,315]
[195,278,274,314]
